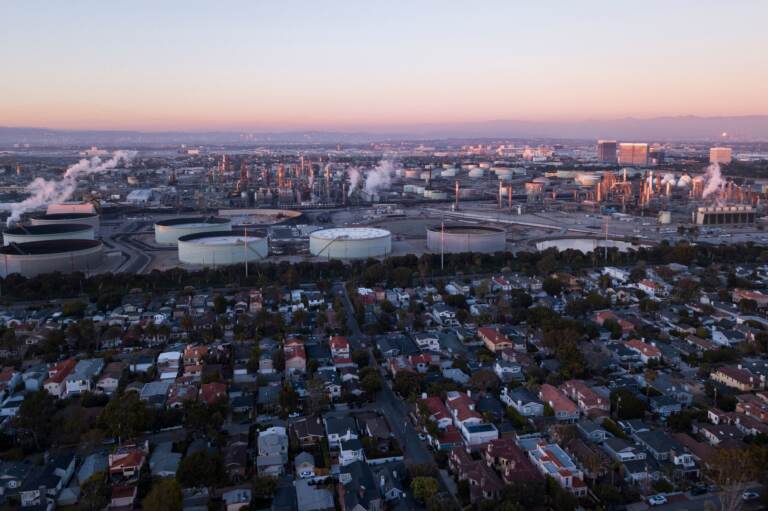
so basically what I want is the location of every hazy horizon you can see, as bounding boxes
[2,1,767,132]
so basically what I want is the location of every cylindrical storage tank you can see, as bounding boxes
[575,173,600,186]
[46,202,96,215]
[3,224,95,246]
[0,239,103,278]
[468,168,485,178]
[493,167,514,179]
[426,225,506,254]
[425,190,448,200]
[177,229,268,266]
[658,211,672,224]
[310,227,391,259]
[405,169,420,179]
[441,168,457,177]
[154,217,232,245]
[30,213,100,233]
[479,162,491,169]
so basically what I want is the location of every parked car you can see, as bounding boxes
[742,491,760,501]
[690,485,707,496]
[648,495,668,506]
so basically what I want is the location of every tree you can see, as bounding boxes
[412,476,438,503]
[176,450,224,489]
[611,388,646,420]
[79,471,108,511]
[143,478,182,511]
[360,367,383,398]
[707,447,758,511]
[469,369,500,393]
[393,372,421,399]
[542,277,563,296]
[351,349,370,368]
[100,392,148,443]
[213,294,227,314]
[16,390,56,450]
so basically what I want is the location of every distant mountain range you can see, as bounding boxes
[2,115,768,146]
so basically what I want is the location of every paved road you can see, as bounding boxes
[334,281,459,503]
[643,485,764,511]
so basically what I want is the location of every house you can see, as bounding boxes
[449,447,505,503]
[625,339,661,364]
[110,485,137,510]
[494,360,524,382]
[478,327,513,353]
[62,358,104,397]
[258,427,288,466]
[698,424,744,447]
[290,417,323,448]
[500,387,544,417]
[339,438,365,466]
[139,380,173,408]
[431,304,458,326]
[224,442,249,482]
[370,463,405,501]
[19,453,76,508]
[284,338,307,374]
[602,437,646,463]
[576,419,612,443]
[337,461,382,511]
[324,416,358,448]
[412,332,440,352]
[560,380,609,415]
[43,359,76,398]
[199,382,227,405]
[527,442,587,497]
[445,391,498,445]
[650,395,683,418]
[539,384,579,422]
[295,479,335,511]
[96,362,123,395]
[329,336,350,359]
[109,446,147,482]
[150,442,181,478]
[157,349,182,380]
[711,366,763,391]
[419,395,453,430]
[732,289,768,308]
[638,279,668,298]
[484,438,541,484]
[183,344,208,365]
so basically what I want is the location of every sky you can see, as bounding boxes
[1,0,767,131]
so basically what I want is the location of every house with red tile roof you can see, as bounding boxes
[183,344,208,365]
[419,395,453,430]
[199,382,228,405]
[539,384,579,422]
[109,447,147,482]
[329,336,350,358]
[625,339,661,364]
[478,327,513,353]
[43,359,77,398]
[560,380,609,415]
[284,338,307,374]
[445,391,498,446]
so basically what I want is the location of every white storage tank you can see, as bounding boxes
[426,225,506,254]
[154,216,232,245]
[30,212,100,233]
[3,224,95,246]
[468,168,485,178]
[177,230,268,266]
[310,227,391,259]
[0,239,103,278]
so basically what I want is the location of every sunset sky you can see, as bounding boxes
[1,0,767,131]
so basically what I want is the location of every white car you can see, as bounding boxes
[648,494,667,506]
[742,491,760,501]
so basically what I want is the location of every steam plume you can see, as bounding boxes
[363,160,396,196]
[702,162,723,199]
[346,167,361,196]
[1,150,136,225]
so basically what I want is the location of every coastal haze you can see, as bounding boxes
[1,3,768,511]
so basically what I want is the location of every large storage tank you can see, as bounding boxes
[468,168,485,178]
[0,239,103,278]
[310,227,391,259]
[154,217,232,245]
[3,224,95,246]
[177,230,268,266]
[30,212,100,233]
[426,225,506,254]
[46,202,96,215]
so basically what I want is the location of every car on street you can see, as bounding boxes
[648,495,668,506]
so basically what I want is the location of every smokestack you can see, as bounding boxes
[498,180,503,209]
[454,180,459,210]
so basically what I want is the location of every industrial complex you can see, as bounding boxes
[0,139,767,277]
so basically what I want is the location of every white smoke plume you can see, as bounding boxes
[702,162,723,199]
[346,167,361,196]
[363,160,396,196]
[677,174,692,188]
[661,173,676,185]
[1,150,136,225]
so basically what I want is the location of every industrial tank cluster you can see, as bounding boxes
[0,203,104,278]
